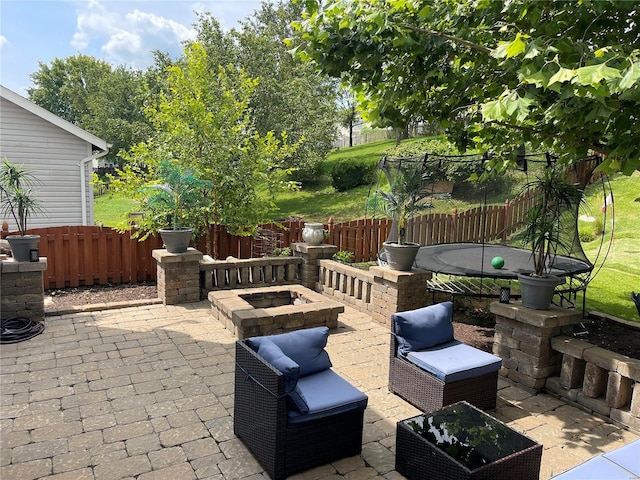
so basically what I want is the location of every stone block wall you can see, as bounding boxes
[153,248,203,305]
[368,266,432,326]
[1,258,47,322]
[292,243,337,290]
[548,335,640,432]
[490,302,580,390]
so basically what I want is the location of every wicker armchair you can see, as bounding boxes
[389,302,501,413]
[234,334,367,480]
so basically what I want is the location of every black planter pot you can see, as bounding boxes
[6,235,40,262]
[159,228,193,254]
[517,273,561,309]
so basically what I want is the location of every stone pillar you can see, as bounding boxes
[490,301,580,391]
[292,243,337,291]
[368,266,432,327]
[0,258,47,322]
[153,248,203,305]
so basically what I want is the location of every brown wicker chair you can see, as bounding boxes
[234,339,366,480]
[389,302,501,413]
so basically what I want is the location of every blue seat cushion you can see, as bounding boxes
[257,338,299,393]
[550,455,638,479]
[287,369,368,425]
[406,340,502,383]
[393,302,454,356]
[247,327,332,377]
[602,439,640,475]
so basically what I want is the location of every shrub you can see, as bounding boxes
[578,216,604,243]
[333,250,354,263]
[271,247,291,257]
[331,159,377,192]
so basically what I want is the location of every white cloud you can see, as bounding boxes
[0,35,8,49]
[71,1,196,68]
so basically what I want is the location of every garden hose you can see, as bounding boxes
[0,317,45,343]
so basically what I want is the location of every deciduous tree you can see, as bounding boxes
[123,42,298,257]
[292,0,640,175]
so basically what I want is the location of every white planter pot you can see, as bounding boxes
[302,222,325,246]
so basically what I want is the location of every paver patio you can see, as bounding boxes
[1,301,638,479]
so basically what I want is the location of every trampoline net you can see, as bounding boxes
[373,151,601,277]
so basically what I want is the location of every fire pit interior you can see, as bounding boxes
[209,285,344,339]
[240,290,311,308]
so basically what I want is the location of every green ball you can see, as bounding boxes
[491,256,505,269]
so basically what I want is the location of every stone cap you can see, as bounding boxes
[292,243,338,255]
[0,257,47,272]
[552,335,640,381]
[152,247,203,264]
[490,301,581,328]
[369,265,432,284]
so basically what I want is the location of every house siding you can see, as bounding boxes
[0,95,95,229]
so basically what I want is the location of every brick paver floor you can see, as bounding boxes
[1,301,638,479]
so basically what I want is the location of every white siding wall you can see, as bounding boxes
[0,97,94,230]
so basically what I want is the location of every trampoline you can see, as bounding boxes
[416,243,594,309]
[415,243,592,280]
[368,151,611,311]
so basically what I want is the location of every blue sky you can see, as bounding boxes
[0,0,263,96]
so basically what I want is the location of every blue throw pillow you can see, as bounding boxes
[393,302,454,356]
[286,385,309,414]
[248,327,332,377]
[257,338,300,393]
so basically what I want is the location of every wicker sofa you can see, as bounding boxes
[389,301,502,412]
[234,327,368,480]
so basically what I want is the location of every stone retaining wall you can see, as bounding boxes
[547,335,640,432]
[1,258,47,322]
[491,301,640,433]
[317,260,432,327]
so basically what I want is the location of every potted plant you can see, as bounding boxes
[112,160,212,253]
[0,158,43,261]
[514,165,584,309]
[367,167,432,270]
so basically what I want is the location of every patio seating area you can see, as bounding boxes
[1,301,638,480]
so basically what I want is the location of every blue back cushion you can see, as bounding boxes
[393,302,454,356]
[247,326,332,377]
[257,338,300,393]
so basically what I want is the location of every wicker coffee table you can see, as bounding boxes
[396,401,542,480]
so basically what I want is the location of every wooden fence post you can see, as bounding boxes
[450,208,458,243]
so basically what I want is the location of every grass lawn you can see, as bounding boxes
[579,171,640,321]
[94,193,138,227]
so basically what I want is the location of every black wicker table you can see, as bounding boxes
[396,401,542,480]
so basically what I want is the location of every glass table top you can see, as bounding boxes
[400,401,537,470]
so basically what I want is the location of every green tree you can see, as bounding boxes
[28,54,111,125]
[28,55,151,167]
[194,2,339,185]
[124,42,298,258]
[292,0,640,175]
[338,89,359,148]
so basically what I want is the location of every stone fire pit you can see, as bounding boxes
[208,285,344,339]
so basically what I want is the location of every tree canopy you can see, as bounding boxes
[28,55,152,167]
[292,0,640,175]
[116,42,298,257]
[193,2,339,184]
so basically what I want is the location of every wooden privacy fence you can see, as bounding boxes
[7,226,164,290]
[1,191,535,289]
